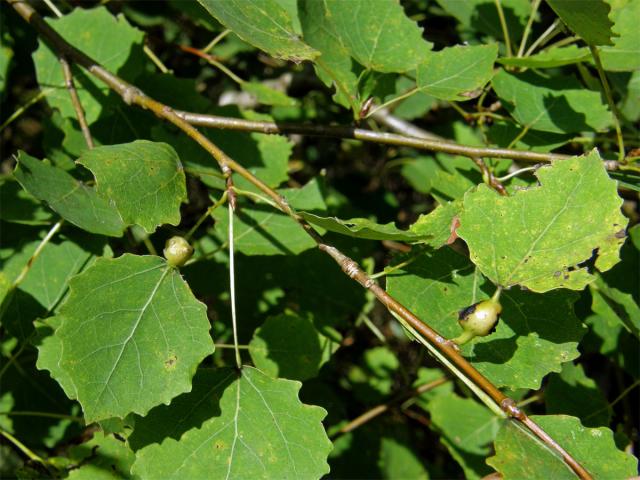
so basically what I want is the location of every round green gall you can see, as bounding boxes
[163,236,193,267]
[454,298,502,344]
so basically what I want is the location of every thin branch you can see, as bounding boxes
[175,110,571,164]
[0,428,49,469]
[496,166,538,182]
[494,0,513,57]
[524,19,561,57]
[228,201,241,369]
[333,376,449,438]
[7,3,592,477]
[471,157,508,196]
[589,45,625,162]
[370,108,445,141]
[11,220,63,288]
[517,0,542,57]
[202,29,232,53]
[42,0,62,17]
[143,44,171,73]
[59,55,94,148]
[0,411,84,423]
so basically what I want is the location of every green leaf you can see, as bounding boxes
[545,362,611,427]
[36,316,77,400]
[599,0,640,71]
[300,213,437,243]
[385,248,585,389]
[0,345,80,449]
[492,70,613,133]
[242,82,298,107]
[498,45,591,68]
[128,368,234,451]
[348,346,399,403]
[425,393,498,479]
[33,7,144,124]
[458,151,627,292]
[378,426,430,480]
[67,432,136,480]
[409,201,462,248]
[487,122,572,153]
[151,107,293,193]
[1,232,108,340]
[0,178,54,225]
[196,0,318,62]
[77,140,187,233]
[298,0,360,112]
[14,152,125,237]
[323,0,432,73]
[54,254,214,422]
[249,314,333,381]
[132,367,331,479]
[416,44,498,101]
[210,179,325,256]
[213,203,316,256]
[546,0,615,46]
[0,40,12,96]
[487,415,638,478]
[591,275,640,339]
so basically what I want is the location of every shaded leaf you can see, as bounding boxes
[77,140,186,233]
[0,178,54,225]
[249,313,333,381]
[0,346,80,449]
[323,0,432,73]
[435,0,531,40]
[487,122,572,153]
[416,44,498,101]
[492,70,613,133]
[348,346,399,403]
[458,151,627,292]
[67,432,135,480]
[0,38,11,94]
[378,427,430,480]
[1,232,109,339]
[425,393,498,479]
[55,254,214,422]
[128,368,235,451]
[546,0,615,46]
[545,362,611,427]
[14,152,125,237]
[213,203,316,256]
[132,367,331,479]
[33,7,144,123]
[385,248,585,389]
[487,415,638,478]
[196,0,318,62]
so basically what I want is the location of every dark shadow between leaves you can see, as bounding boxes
[128,367,236,451]
[256,314,324,381]
[542,93,590,134]
[471,4,525,42]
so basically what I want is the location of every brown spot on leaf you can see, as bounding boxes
[164,354,177,370]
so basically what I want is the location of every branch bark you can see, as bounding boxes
[7,2,592,478]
